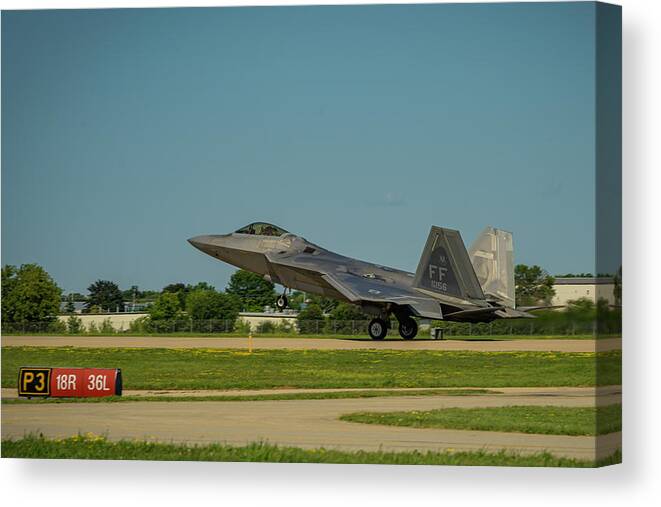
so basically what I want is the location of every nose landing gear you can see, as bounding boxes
[275,293,288,311]
[276,287,292,311]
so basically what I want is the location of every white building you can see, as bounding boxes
[57,311,298,333]
[551,277,617,306]
[236,311,298,331]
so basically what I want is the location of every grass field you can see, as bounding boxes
[3,332,612,340]
[341,404,622,436]
[2,347,621,389]
[0,434,621,467]
[2,388,496,404]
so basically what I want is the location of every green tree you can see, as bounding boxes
[326,303,370,334]
[256,321,276,333]
[162,283,189,310]
[63,292,87,302]
[1,264,62,323]
[149,293,183,320]
[186,289,241,322]
[296,303,325,334]
[86,280,124,313]
[162,283,186,294]
[287,291,305,311]
[48,320,67,333]
[305,294,339,313]
[613,266,622,306]
[66,315,84,334]
[64,299,76,314]
[597,297,621,334]
[515,264,555,306]
[122,286,138,301]
[186,289,241,333]
[138,290,161,302]
[329,302,369,320]
[286,292,338,313]
[128,316,150,334]
[99,318,116,334]
[566,297,596,324]
[189,282,215,292]
[226,270,276,311]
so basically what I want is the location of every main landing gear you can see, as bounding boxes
[368,318,389,340]
[367,315,418,340]
[398,316,418,340]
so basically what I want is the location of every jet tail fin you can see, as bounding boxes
[413,226,485,301]
[468,227,515,308]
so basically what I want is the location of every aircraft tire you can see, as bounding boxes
[276,294,288,311]
[398,317,418,340]
[368,318,388,340]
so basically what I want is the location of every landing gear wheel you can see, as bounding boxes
[368,318,389,340]
[276,294,288,311]
[398,317,418,340]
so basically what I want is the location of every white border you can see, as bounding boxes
[2,1,660,506]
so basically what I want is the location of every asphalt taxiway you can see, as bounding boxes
[2,386,621,460]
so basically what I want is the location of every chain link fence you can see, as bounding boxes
[2,321,69,334]
[428,320,620,336]
[2,316,621,336]
[1,318,243,335]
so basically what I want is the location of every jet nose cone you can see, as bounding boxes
[188,235,212,250]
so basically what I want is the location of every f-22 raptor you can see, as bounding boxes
[189,222,534,340]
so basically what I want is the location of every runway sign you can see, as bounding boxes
[18,367,52,397]
[18,367,122,398]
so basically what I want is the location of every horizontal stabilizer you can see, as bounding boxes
[443,306,504,321]
[517,305,564,312]
[444,306,536,322]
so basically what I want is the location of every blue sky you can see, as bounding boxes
[2,3,608,293]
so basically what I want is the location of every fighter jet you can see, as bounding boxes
[188,222,534,340]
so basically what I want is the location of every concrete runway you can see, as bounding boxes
[2,335,621,352]
[2,386,621,460]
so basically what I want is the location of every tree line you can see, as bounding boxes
[2,264,279,326]
[2,262,621,331]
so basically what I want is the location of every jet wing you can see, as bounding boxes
[321,271,442,319]
[264,251,442,319]
[443,306,506,321]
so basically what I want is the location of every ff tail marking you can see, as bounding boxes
[412,226,485,301]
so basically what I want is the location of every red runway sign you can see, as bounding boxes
[18,367,122,398]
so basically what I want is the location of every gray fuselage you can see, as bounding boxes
[188,232,415,303]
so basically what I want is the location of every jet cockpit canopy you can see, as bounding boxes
[234,222,289,237]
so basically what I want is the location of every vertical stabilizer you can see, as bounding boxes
[468,227,515,308]
[413,226,485,302]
